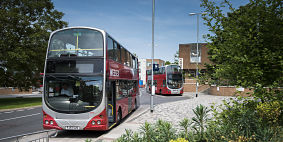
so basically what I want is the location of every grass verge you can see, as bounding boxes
[0,97,42,110]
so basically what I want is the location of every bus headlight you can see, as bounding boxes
[91,121,95,125]
[50,120,54,125]
[45,120,49,125]
[97,120,101,125]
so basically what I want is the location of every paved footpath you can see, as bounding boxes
[94,92,231,142]
[0,92,42,98]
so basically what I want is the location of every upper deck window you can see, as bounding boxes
[166,65,181,74]
[48,28,103,58]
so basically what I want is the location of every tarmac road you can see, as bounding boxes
[0,88,190,141]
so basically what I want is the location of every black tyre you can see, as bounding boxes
[117,109,122,124]
[134,99,138,110]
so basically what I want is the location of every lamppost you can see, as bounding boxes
[150,0,155,112]
[189,12,207,98]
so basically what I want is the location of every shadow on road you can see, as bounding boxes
[55,130,106,138]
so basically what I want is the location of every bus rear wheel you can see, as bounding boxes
[134,99,138,110]
[117,109,122,124]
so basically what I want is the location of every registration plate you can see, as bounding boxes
[65,126,80,130]
[171,90,180,94]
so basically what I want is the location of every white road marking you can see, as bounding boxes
[4,111,13,114]
[17,109,24,112]
[0,113,41,122]
[27,108,35,110]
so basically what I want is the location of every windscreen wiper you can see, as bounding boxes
[60,53,77,57]
[46,74,58,79]
[68,75,79,80]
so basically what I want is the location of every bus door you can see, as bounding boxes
[107,81,116,124]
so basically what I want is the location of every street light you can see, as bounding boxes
[150,0,155,113]
[189,12,207,98]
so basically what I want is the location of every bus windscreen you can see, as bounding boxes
[48,28,103,58]
[44,76,103,113]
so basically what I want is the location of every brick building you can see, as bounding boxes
[138,59,165,87]
[179,43,211,77]
[145,59,165,70]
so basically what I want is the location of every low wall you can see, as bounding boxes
[185,79,196,83]
[0,88,32,95]
[209,86,253,96]
[183,83,210,93]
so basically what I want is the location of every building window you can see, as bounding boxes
[190,44,201,63]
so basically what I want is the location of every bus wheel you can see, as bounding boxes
[117,109,122,124]
[134,99,138,110]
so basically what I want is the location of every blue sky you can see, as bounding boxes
[52,0,248,62]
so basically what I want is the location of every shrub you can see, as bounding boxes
[178,118,190,140]
[116,129,142,142]
[116,120,176,142]
[154,119,176,142]
[206,96,282,142]
[256,101,281,125]
[191,104,210,141]
[169,138,188,142]
[117,98,282,142]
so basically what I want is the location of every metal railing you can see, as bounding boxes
[0,129,57,142]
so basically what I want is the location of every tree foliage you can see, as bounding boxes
[165,61,171,65]
[201,0,282,89]
[0,0,68,90]
[173,51,179,64]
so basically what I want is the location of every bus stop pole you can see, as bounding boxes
[150,0,155,113]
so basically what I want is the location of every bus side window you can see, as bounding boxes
[121,80,128,97]
[132,56,136,69]
[115,43,121,63]
[136,58,138,69]
[121,47,127,66]
[128,53,132,67]
[116,80,123,100]
[107,37,116,60]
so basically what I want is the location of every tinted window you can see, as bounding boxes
[107,37,116,60]
[166,65,181,74]
[115,43,121,63]
[132,56,136,69]
[44,76,103,113]
[126,52,131,66]
[46,59,103,74]
[121,48,127,65]
[48,28,103,58]
[116,80,137,100]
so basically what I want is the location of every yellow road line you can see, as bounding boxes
[50,48,102,51]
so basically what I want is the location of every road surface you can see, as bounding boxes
[0,88,190,141]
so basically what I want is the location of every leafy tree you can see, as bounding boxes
[165,61,171,65]
[0,0,68,90]
[201,0,282,90]
[133,53,138,58]
[173,51,179,64]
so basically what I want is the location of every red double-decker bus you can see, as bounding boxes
[146,65,183,95]
[42,27,139,131]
